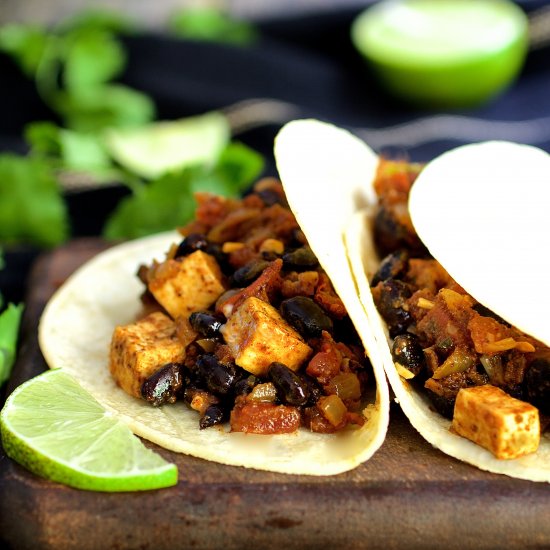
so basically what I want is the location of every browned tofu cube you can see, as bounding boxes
[220,296,312,377]
[109,311,185,398]
[148,250,226,319]
[452,385,540,459]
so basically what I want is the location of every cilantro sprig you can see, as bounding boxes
[0,9,263,247]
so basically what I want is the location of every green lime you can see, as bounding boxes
[351,0,529,108]
[0,369,178,491]
[103,110,230,179]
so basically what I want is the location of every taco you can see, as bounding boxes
[38,121,390,476]
[287,119,550,481]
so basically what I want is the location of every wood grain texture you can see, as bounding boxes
[1,239,549,550]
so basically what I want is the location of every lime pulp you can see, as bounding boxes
[103,110,230,179]
[0,369,178,492]
[351,0,529,108]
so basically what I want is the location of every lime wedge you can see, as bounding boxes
[0,369,178,491]
[351,0,528,108]
[103,111,230,179]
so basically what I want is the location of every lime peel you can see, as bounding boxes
[0,369,178,492]
[351,0,528,108]
[103,111,230,179]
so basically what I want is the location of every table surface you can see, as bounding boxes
[1,238,549,550]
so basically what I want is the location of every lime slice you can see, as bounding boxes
[103,110,230,179]
[351,0,528,108]
[0,369,178,491]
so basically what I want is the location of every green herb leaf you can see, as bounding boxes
[103,142,264,240]
[0,303,24,386]
[0,154,69,247]
[63,29,126,92]
[102,171,195,240]
[26,121,113,176]
[0,24,49,77]
[214,142,265,193]
[54,84,155,133]
[169,8,257,46]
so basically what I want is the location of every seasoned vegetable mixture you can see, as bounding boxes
[109,178,370,434]
[370,158,550,453]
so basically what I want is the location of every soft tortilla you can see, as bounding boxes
[38,120,390,475]
[331,133,550,482]
[347,209,550,482]
[408,140,550,348]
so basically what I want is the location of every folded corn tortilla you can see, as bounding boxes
[38,120,390,476]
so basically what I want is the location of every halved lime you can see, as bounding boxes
[351,0,528,108]
[0,369,178,491]
[103,110,230,179]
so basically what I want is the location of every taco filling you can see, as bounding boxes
[368,158,549,459]
[109,178,371,435]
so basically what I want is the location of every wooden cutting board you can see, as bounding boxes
[1,239,549,550]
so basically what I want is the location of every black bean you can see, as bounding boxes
[392,334,425,377]
[373,206,428,258]
[280,296,333,338]
[233,375,258,397]
[196,354,238,396]
[282,246,319,271]
[425,389,455,420]
[189,311,225,338]
[230,260,270,287]
[524,358,550,415]
[370,250,409,287]
[174,233,209,257]
[205,242,232,274]
[199,404,228,429]
[302,374,323,406]
[268,362,309,406]
[373,207,407,258]
[372,278,413,338]
[141,363,183,406]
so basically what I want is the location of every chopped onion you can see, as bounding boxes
[325,372,361,401]
[317,395,347,426]
[249,382,278,403]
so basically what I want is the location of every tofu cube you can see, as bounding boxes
[110,311,185,398]
[148,250,226,319]
[452,385,540,459]
[220,296,312,377]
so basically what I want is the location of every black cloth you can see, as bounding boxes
[1,2,549,303]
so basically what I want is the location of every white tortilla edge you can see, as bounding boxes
[409,140,550,347]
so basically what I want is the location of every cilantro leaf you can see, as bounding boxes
[0,24,49,77]
[0,154,69,247]
[63,29,126,92]
[25,121,118,183]
[54,84,155,132]
[103,142,264,240]
[0,303,24,386]
[214,142,265,192]
[102,172,195,240]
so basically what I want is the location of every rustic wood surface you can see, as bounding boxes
[1,238,549,550]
